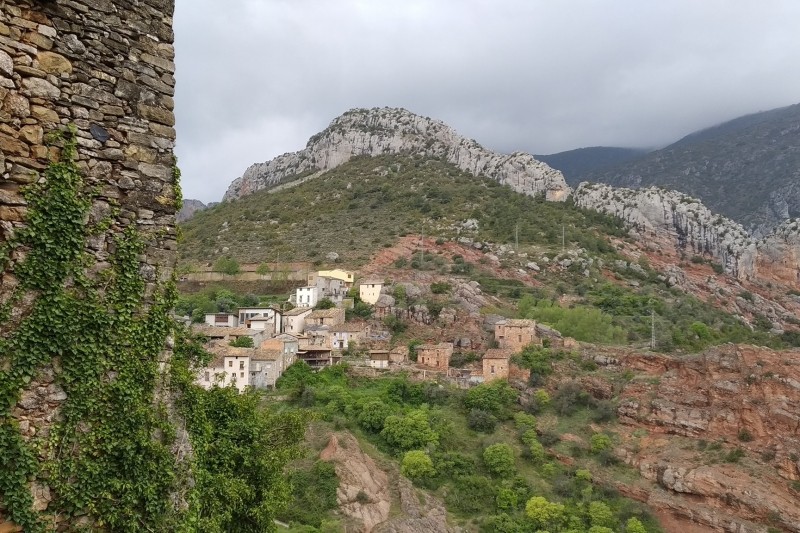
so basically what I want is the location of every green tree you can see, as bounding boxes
[625,517,648,533]
[522,430,546,463]
[276,361,317,391]
[214,256,240,275]
[186,387,308,532]
[357,400,393,433]
[524,496,565,529]
[464,380,518,419]
[380,409,438,451]
[401,450,436,480]
[495,488,518,512]
[588,501,615,528]
[483,443,516,478]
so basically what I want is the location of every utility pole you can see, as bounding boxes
[650,309,656,350]
[515,224,519,252]
[561,225,565,251]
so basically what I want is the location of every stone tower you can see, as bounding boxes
[1,0,180,528]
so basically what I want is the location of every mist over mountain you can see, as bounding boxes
[535,147,651,186]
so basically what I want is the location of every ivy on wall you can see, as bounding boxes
[0,128,310,532]
[0,127,180,531]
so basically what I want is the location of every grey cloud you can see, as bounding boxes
[173,0,800,202]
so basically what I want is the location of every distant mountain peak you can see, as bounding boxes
[223,107,572,202]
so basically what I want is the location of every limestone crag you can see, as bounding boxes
[574,183,800,283]
[223,107,571,202]
[177,198,207,222]
[755,218,800,286]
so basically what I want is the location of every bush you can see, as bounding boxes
[401,450,436,480]
[464,380,519,419]
[229,336,254,348]
[738,429,753,442]
[280,460,339,527]
[446,475,496,515]
[357,400,393,433]
[590,433,613,454]
[468,408,498,433]
[380,409,438,452]
[591,400,616,423]
[483,443,516,478]
[552,382,591,416]
[430,281,452,294]
[524,496,565,529]
[314,297,336,310]
[214,256,240,275]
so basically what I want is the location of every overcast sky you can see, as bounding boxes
[173,0,800,203]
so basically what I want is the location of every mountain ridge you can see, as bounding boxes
[223,107,572,203]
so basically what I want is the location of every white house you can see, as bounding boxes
[331,322,370,350]
[204,313,239,328]
[295,286,319,308]
[249,348,295,389]
[368,350,390,369]
[359,278,383,305]
[196,347,252,393]
[238,307,281,332]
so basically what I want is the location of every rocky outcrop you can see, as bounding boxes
[574,183,800,284]
[584,344,800,532]
[177,199,207,222]
[320,431,454,533]
[223,107,571,202]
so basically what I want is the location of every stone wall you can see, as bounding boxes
[1,0,177,526]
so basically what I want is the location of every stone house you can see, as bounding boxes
[482,349,513,382]
[369,350,390,369]
[282,307,313,335]
[260,334,300,358]
[193,325,265,347]
[331,322,370,350]
[359,277,384,305]
[416,342,453,369]
[495,319,540,351]
[307,308,346,328]
[249,348,295,389]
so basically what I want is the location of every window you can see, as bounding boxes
[239,361,245,370]
[491,365,495,374]
[228,360,232,367]
[518,335,522,342]
[231,372,236,378]
[240,372,244,378]
[204,371,210,381]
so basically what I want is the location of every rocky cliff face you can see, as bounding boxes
[585,344,800,532]
[177,199,207,222]
[573,183,800,284]
[223,107,571,202]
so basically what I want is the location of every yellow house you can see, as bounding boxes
[310,269,355,287]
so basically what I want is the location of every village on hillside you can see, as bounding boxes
[189,267,575,392]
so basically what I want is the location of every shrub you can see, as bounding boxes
[590,433,613,454]
[737,429,753,442]
[724,448,745,463]
[468,408,498,433]
[626,517,648,533]
[495,488,518,512]
[314,297,336,310]
[464,380,518,419]
[589,501,615,528]
[446,475,496,515]
[552,382,591,416]
[401,450,436,480]
[214,256,240,275]
[483,443,516,478]
[357,400,393,433]
[513,412,537,434]
[380,409,438,452]
[430,281,452,294]
[229,336,254,348]
[524,496,565,529]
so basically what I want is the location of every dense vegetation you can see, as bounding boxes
[272,363,662,532]
[178,154,628,266]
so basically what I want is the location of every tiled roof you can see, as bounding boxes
[499,319,536,327]
[418,342,453,350]
[308,308,344,319]
[283,307,314,316]
[483,349,513,360]
[194,325,255,337]
[251,349,283,361]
